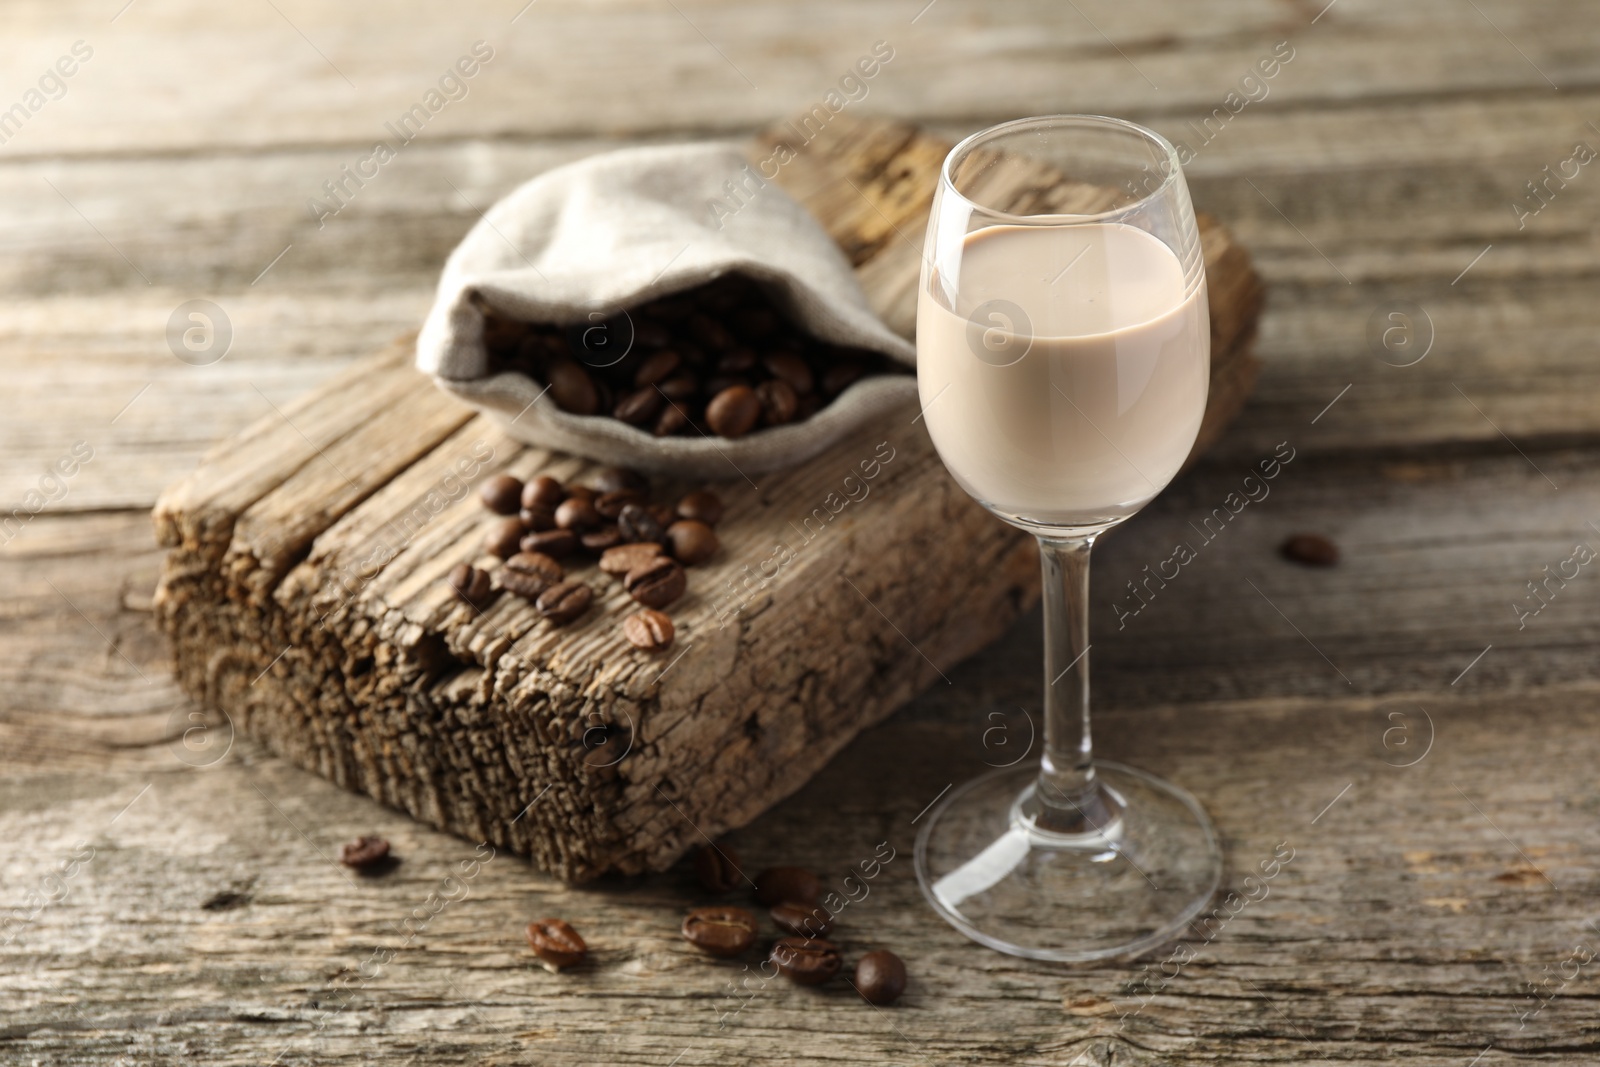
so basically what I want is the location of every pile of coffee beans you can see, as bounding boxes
[447,467,725,651]
[480,275,909,439]
[679,842,908,1006]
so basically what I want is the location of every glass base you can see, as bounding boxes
[914,760,1222,962]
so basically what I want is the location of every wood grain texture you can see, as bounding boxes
[150,116,1264,883]
[6,0,1600,1062]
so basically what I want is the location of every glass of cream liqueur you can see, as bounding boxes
[913,115,1223,961]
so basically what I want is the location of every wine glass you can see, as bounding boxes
[912,115,1222,961]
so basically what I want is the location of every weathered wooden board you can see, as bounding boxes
[151,116,1263,882]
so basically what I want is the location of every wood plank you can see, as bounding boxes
[0,0,1592,159]
[3,677,1596,1063]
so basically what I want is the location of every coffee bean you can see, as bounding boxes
[821,362,864,396]
[667,520,719,566]
[634,349,681,387]
[618,503,667,545]
[623,608,675,651]
[756,379,798,426]
[624,556,687,609]
[770,901,833,939]
[545,356,600,415]
[653,402,690,437]
[498,551,563,599]
[705,373,750,398]
[681,905,759,958]
[565,485,598,504]
[448,563,496,610]
[855,950,907,1005]
[522,475,566,509]
[340,834,390,869]
[525,918,587,969]
[521,529,579,559]
[593,467,649,495]
[595,489,645,520]
[581,526,624,553]
[600,541,663,576]
[763,352,814,395]
[706,385,761,438]
[536,579,592,625]
[555,497,601,532]
[769,937,842,986]
[613,385,664,427]
[676,490,724,526]
[717,348,758,374]
[479,474,523,515]
[688,313,735,350]
[519,504,557,532]
[634,318,672,345]
[658,373,698,401]
[649,503,677,528]
[483,516,527,560]
[754,866,820,906]
[1281,533,1339,567]
[693,842,744,894]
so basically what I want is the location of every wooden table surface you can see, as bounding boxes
[4,1,1599,1063]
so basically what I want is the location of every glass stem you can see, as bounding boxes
[1032,535,1117,835]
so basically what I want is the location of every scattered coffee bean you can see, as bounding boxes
[581,526,624,553]
[479,474,523,515]
[855,950,907,1005]
[1281,533,1339,567]
[339,834,391,869]
[525,918,587,969]
[754,866,821,907]
[667,520,719,566]
[593,467,648,495]
[769,937,842,986]
[536,579,593,625]
[676,490,724,526]
[624,556,687,609]
[555,497,601,532]
[522,529,579,559]
[770,901,833,939]
[706,384,761,438]
[545,357,600,415]
[618,503,667,545]
[523,475,566,509]
[448,563,496,610]
[622,608,675,651]
[757,379,799,426]
[595,489,645,520]
[693,842,744,894]
[600,542,663,576]
[483,516,526,560]
[519,504,558,532]
[498,551,563,600]
[681,905,759,958]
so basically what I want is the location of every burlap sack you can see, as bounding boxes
[416,142,916,478]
